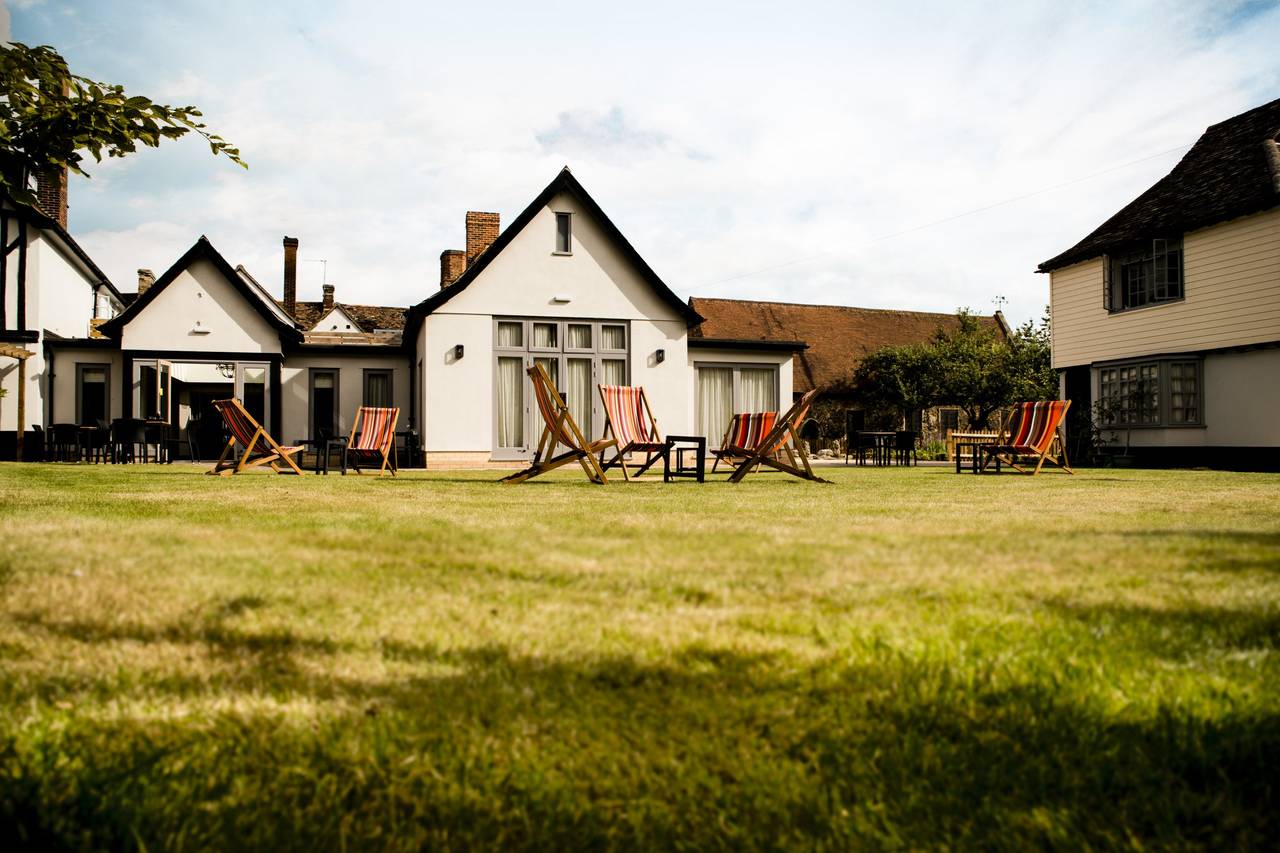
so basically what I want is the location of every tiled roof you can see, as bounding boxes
[286,301,407,332]
[1040,97,1280,272]
[689,297,1006,394]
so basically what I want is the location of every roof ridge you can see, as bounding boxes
[690,295,971,318]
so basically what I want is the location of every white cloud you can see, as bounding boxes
[12,0,1280,325]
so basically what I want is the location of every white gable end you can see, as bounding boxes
[313,305,363,332]
[436,191,685,323]
[120,258,281,353]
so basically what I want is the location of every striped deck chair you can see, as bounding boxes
[979,400,1073,475]
[500,363,616,485]
[597,384,665,480]
[207,398,305,476]
[710,411,778,473]
[727,389,831,484]
[344,406,400,476]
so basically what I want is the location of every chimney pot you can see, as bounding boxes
[137,268,156,295]
[440,249,465,289]
[322,283,335,312]
[465,211,500,266]
[282,236,299,316]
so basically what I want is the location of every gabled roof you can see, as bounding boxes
[1039,97,1280,272]
[689,296,1006,395]
[2,196,123,304]
[97,236,304,343]
[403,167,702,343]
[288,300,407,332]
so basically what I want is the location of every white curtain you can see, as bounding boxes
[496,322,523,348]
[566,358,592,436]
[567,324,592,349]
[602,359,627,387]
[496,357,524,446]
[740,367,777,413]
[697,367,733,443]
[534,357,558,388]
[601,325,626,350]
[532,323,557,348]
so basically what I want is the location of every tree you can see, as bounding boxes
[927,310,1012,429]
[849,342,939,423]
[0,42,245,205]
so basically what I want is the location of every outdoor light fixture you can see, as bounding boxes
[190,320,211,335]
[655,348,666,364]
[551,294,572,303]
[217,363,235,379]
[454,344,465,360]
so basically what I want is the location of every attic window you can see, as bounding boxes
[1105,238,1183,312]
[554,212,572,254]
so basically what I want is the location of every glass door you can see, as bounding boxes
[157,360,172,423]
[235,363,270,430]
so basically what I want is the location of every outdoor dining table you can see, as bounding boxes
[857,431,896,466]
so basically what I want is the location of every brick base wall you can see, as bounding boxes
[424,451,523,470]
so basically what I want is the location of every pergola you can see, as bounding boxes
[1,342,33,460]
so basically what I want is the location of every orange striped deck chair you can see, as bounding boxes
[344,406,400,476]
[727,389,831,484]
[208,398,305,476]
[710,411,780,473]
[501,363,616,485]
[979,400,1073,475]
[597,384,665,480]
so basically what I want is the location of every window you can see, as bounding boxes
[492,318,630,455]
[1105,239,1183,311]
[309,369,339,439]
[76,364,109,425]
[940,409,960,435]
[695,363,781,443]
[1098,358,1202,427]
[363,369,393,407]
[554,212,572,254]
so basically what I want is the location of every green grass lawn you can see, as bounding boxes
[0,462,1278,850]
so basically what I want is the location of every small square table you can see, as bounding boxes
[663,434,706,483]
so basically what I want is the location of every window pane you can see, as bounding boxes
[532,322,557,348]
[534,357,558,388]
[312,372,336,438]
[496,321,523,348]
[137,364,157,420]
[556,212,571,253]
[567,323,592,349]
[739,367,777,412]
[496,357,524,447]
[601,324,626,350]
[365,372,392,407]
[314,372,334,390]
[602,359,626,387]
[80,367,107,424]
[697,367,733,443]
[566,358,592,436]
[1170,362,1198,424]
[242,367,267,425]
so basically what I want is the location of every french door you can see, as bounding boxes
[133,359,172,422]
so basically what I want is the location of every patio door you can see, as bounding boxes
[235,363,270,431]
[133,359,172,421]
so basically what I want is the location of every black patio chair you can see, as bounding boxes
[894,430,918,466]
[50,423,81,462]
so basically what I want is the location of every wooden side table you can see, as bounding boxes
[663,435,706,483]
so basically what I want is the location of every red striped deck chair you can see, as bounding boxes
[727,389,831,483]
[344,406,400,476]
[597,384,665,481]
[710,411,778,473]
[500,363,616,485]
[979,400,1073,475]
[207,398,305,476]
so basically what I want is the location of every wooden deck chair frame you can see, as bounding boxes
[345,405,400,476]
[596,384,665,481]
[727,390,832,484]
[711,412,781,474]
[980,400,1074,475]
[207,398,305,476]
[500,363,616,485]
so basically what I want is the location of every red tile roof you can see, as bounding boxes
[689,297,1006,394]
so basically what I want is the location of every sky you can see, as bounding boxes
[5,0,1280,324]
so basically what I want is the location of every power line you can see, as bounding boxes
[701,142,1193,287]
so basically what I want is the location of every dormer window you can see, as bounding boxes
[1105,238,1183,311]
[554,212,572,254]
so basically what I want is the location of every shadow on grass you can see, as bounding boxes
[2,624,1278,849]
[1042,597,1280,660]
[1112,529,1280,573]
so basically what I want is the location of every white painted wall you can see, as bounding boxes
[281,353,408,442]
[120,258,281,354]
[47,349,123,425]
[420,191,693,455]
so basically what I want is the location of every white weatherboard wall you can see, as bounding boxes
[120,259,281,354]
[421,191,691,457]
[281,354,408,441]
[1050,208,1280,369]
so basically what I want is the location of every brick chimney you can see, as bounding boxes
[322,283,335,312]
[440,249,465,289]
[137,268,155,296]
[282,236,299,315]
[34,165,68,229]
[465,211,500,265]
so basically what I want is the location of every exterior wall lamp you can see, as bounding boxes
[655,348,665,364]
[454,344,465,360]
